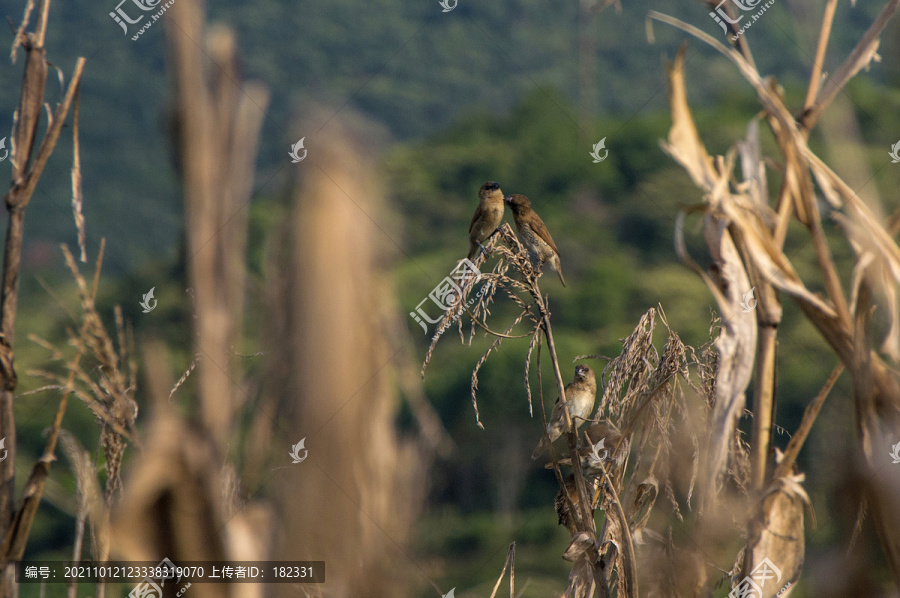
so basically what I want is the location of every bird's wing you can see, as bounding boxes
[529,212,561,255]
[549,381,575,420]
[468,203,484,235]
[548,395,563,421]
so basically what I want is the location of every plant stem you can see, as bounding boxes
[538,295,594,531]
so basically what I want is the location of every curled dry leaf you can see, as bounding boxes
[629,475,658,545]
[562,531,606,598]
[564,531,598,563]
[741,474,811,597]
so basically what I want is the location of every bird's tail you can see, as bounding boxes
[551,255,566,287]
[531,435,550,460]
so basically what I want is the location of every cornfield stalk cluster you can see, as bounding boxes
[423,3,900,594]
[0,0,898,596]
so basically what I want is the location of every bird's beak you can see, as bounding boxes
[503,195,512,204]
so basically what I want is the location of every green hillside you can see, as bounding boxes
[3,0,900,594]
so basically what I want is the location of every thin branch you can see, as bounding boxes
[0,6,84,587]
[596,456,639,597]
[803,0,838,111]
[774,363,844,478]
[34,0,48,47]
[465,306,533,339]
[537,333,579,528]
[5,57,86,209]
[800,0,900,130]
[488,543,516,598]
[537,295,595,533]
[0,368,75,564]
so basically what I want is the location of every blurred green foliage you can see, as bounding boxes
[5,0,900,594]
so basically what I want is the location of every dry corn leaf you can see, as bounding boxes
[629,475,658,545]
[741,474,810,598]
[736,119,769,215]
[662,47,758,502]
[563,531,605,598]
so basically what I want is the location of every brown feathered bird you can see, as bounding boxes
[532,364,597,459]
[504,193,565,287]
[584,420,623,462]
[555,474,580,534]
[548,419,625,477]
[467,181,505,260]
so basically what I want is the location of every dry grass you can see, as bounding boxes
[0,1,85,593]
[422,7,900,581]
[260,107,429,597]
[647,1,900,591]
[1,1,898,597]
[13,244,134,597]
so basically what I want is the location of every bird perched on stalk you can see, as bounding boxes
[467,181,505,260]
[504,193,565,287]
[584,420,623,455]
[548,419,625,477]
[532,364,596,459]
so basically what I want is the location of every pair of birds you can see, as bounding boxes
[467,181,566,287]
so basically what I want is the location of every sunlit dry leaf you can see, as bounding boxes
[741,474,811,597]
[704,217,757,500]
[70,87,86,263]
[660,45,718,192]
[736,119,770,218]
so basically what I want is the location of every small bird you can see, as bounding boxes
[584,420,623,459]
[546,419,627,468]
[504,194,565,287]
[532,364,597,459]
[555,474,580,534]
[467,181,505,260]
[549,420,625,477]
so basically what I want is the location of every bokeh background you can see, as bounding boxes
[2,0,900,595]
